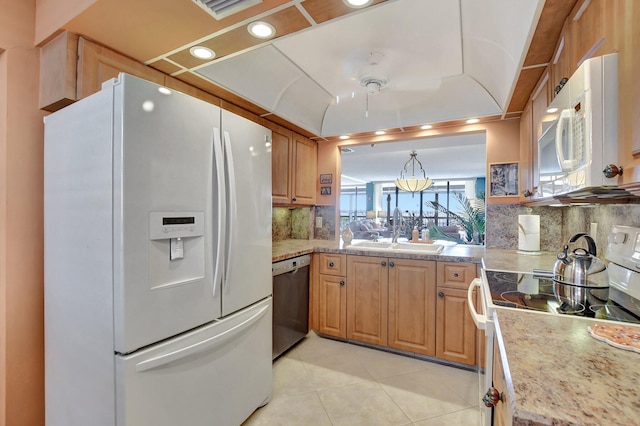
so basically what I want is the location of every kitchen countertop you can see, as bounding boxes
[494,308,640,426]
[272,238,554,264]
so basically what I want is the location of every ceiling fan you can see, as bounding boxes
[334,51,441,117]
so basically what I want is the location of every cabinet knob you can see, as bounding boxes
[292,197,297,202]
[389,261,394,267]
[603,164,622,178]
[438,292,444,298]
[340,280,345,286]
[482,387,504,408]
[453,273,459,278]
[329,262,334,268]
[381,261,387,267]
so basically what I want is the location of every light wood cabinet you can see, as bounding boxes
[291,134,318,205]
[311,255,478,364]
[317,273,347,339]
[388,259,437,356]
[436,262,478,366]
[518,100,534,202]
[314,253,347,338]
[346,255,388,346]
[268,123,318,205]
[77,37,165,99]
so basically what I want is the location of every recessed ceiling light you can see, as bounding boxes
[189,46,215,60]
[546,107,559,113]
[157,87,172,95]
[341,147,354,153]
[339,135,350,140]
[421,124,433,130]
[343,0,373,8]
[375,130,385,135]
[466,118,479,124]
[248,21,276,39]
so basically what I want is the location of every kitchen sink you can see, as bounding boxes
[346,241,396,250]
[345,240,444,254]
[392,242,445,254]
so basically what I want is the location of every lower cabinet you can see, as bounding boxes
[312,254,477,365]
[388,259,437,356]
[316,254,347,338]
[346,255,389,346]
[317,274,347,338]
[436,262,478,366]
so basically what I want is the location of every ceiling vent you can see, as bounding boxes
[193,0,263,20]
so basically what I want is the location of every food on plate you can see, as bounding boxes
[588,323,640,352]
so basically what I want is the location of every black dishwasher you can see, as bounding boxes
[271,254,310,360]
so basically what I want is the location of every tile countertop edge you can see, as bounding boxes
[493,308,640,426]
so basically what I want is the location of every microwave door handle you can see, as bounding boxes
[555,109,576,171]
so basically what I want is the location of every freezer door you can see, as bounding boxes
[221,110,272,316]
[113,75,222,354]
[115,298,273,426]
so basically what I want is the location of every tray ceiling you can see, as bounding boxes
[60,0,578,139]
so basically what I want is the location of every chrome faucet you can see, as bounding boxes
[392,207,403,243]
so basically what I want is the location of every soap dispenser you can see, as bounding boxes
[412,226,419,242]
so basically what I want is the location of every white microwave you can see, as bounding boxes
[536,53,619,199]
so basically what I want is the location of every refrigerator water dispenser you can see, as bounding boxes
[149,211,205,289]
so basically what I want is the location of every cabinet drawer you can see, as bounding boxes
[319,253,346,276]
[437,262,477,289]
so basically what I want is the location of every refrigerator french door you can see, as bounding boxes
[45,73,272,426]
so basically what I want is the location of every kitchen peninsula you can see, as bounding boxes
[274,240,640,425]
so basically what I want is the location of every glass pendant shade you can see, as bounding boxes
[394,150,433,194]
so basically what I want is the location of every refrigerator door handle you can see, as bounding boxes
[135,304,270,373]
[223,130,237,289]
[212,127,225,297]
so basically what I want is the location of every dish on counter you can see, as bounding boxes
[588,323,640,353]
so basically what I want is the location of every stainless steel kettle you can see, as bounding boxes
[553,233,606,286]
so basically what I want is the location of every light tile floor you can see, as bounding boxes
[243,333,481,426]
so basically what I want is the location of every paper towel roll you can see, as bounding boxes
[518,215,540,253]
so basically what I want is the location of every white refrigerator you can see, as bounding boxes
[44,73,273,426]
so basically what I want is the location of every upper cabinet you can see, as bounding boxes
[268,121,317,206]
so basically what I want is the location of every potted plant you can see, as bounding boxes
[426,192,485,245]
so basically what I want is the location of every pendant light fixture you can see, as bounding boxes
[394,150,433,196]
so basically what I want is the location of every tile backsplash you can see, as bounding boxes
[486,203,640,255]
[272,206,336,241]
[274,203,640,253]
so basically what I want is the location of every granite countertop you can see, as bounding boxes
[272,238,489,262]
[273,238,558,269]
[494,308,640,426]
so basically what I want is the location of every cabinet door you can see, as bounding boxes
[388,259,436,356]
[291,134,317,205]
[270,126,293,205]
[346,256,388,346]
[317,274,346,339]
[436,287,477,365]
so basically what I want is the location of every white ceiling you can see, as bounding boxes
[340,132,486,186]
[197,0,543,137]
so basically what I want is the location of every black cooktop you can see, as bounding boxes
[484,270,640,324]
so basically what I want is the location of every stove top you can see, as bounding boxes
[483,270,640,324]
